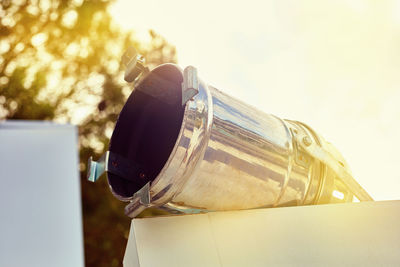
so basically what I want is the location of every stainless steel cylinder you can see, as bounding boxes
[89,63,372,217]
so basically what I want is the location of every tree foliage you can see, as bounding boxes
[0,0,177,266]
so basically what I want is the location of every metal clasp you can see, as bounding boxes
[87,151,110,182]
[124,182,152,218]
[122,46,149,83]
[181,66,199,105]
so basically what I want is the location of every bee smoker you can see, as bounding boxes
[88,47,372,218]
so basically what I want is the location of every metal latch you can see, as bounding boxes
[121,46,149,83]
[124,182,152,218]
[181,66,199,105]
[87,152,109,182]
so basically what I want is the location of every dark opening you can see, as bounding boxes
[108,64,185,198]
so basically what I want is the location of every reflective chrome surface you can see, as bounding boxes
[89,64,373,217]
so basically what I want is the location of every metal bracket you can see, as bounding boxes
[87,151,109,182]
[87,151,147,182]
[124,182,152,218]
[181,66,199,105]
[122,46,149,83]
[290,129,313,169]
[137,182,151,206]
[295,134,373,202]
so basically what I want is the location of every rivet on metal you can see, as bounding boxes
[302,136,312,146]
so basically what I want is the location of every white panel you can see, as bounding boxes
[127,214,221,267]
[123,222,140,267]
[0,121,84,267]
[125,201,400,267]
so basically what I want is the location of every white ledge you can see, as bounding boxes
[124,200,400,267]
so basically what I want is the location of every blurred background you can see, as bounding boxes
[1,0,399,266]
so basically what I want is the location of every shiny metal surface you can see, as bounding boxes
[88,63,372,218]
[181,66,199,105]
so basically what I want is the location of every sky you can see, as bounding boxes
[110,0,400,201]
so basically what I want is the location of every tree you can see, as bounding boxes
[0,0,177,266]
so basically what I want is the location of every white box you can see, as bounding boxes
[0,121,84,267]
[124,200,400,267]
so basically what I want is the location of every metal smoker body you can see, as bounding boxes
[88,50,372,218]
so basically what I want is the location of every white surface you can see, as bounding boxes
[0,121,84,267]
[124,200,400,267]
